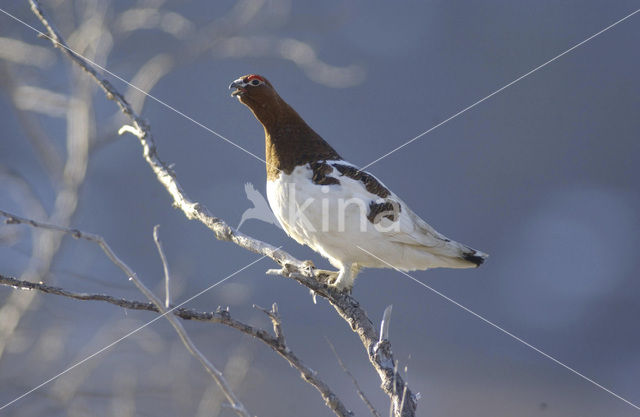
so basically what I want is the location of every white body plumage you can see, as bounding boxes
[266,160,487,290]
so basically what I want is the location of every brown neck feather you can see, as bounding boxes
[244,94,340,180]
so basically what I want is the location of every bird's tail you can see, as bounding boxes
[429,242,488,269]
[395,240,488,271]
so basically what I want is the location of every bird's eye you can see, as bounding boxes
[251,79,261,86]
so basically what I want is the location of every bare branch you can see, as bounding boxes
[0,272,354,416]
[0,209,353,417]
[0,272,355,416]
[0,209,251,417]
[27,1,417,414]
[276,271,418,416]
[0,271,285,350]
[152,225,171,308]
[327,337,382,417]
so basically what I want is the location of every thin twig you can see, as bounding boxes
[379,305,393,343]
[327,337,382,417]
[254,303,286,347]
[28,1,417,414]
[152,225,171,308]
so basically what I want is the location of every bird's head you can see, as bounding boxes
[229,74,277,108]
[229,74,294,128]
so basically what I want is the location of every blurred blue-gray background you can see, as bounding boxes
[0,1,639,416]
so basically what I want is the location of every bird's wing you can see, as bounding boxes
[329,161,456,251]
[385,202,451,248]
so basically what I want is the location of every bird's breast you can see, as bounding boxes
[266,161,403,246]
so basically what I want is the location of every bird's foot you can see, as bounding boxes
[301,260,315,276]
[314,269,339,285]
[315,269,353,293]
[323,270,353,294]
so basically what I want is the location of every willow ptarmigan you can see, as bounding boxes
[230,74,488,291]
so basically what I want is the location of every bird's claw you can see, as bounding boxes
[314,269,352,293]
[313,269,337,284]
[301,260,315,276]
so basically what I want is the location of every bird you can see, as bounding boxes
[229,74,488,291]
[237,182,283,231]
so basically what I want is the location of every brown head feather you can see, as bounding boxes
[231,74,341,180]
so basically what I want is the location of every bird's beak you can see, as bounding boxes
[229,78,246,97]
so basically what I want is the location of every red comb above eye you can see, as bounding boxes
[246,74,264,82]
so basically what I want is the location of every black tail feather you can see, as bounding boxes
[463,251,486,267]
